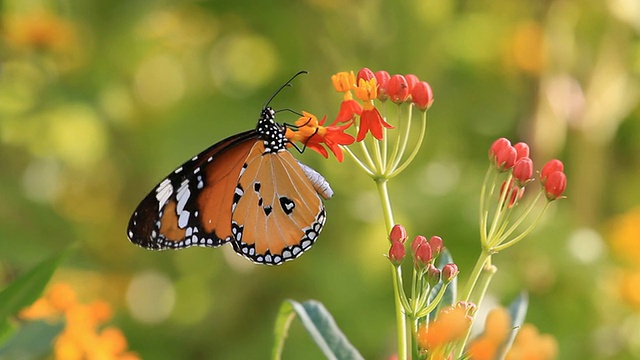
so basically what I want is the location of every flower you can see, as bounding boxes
[442,263,459,282]
[353,77,394,141]
[416,304,472,352]
[544,171,566,200]
[375,70,391,101]
[411,81,434,111]
[414,241,433,268]
[469,307,558,360]
[389,224,408,243]
[285,112,355,162]
[495,145,517,171]
[332,71,363,123]
[387,74,410,104]
[512,157,534,186]
[489,138,511,162]
[513,142,530,160]
[426,264,441,286]
[500,179,524,208]
[356,67,375,82]
[540,159,564,184]
[388,240,406,266]
[20,283,139,360]
[428,236,444,257]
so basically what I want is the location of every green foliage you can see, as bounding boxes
[273,300,363,360]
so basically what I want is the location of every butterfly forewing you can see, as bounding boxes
[127,130,259,250]
[231,143,327,265]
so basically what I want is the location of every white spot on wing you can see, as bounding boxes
[155,179,173,210]
[178,210,190,228]
[176,180,191,215]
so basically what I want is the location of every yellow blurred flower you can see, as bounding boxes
[20,282,139,360]
[607,207,640,267]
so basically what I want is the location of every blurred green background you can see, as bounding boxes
[1,0,640,359]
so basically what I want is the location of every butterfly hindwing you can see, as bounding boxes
[127,130,259,250]
[230,142,328,265]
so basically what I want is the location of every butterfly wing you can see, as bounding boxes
[230,142,330,265]
[127,130,260,250]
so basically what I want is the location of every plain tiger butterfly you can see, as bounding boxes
[127,71,332,265]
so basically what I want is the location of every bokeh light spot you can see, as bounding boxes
[126,270,175,324]
[134,54,186,108]
[567,228,605,264]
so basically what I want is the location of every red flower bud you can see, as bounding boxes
[405,74,419,94]
[414,241,433,267]
[513,142,530,160]
[388,240,406,266]
[389,224,407,243]
[500,179,524,207]
[540,159,564,184]
[375,70,390,101]
[428,236,443,257]
[495,145,517,171]
[544,171,567,200]
[426,264,441,287]
[442,263,459,282]
[387,74,409,104]
[356,67,375,82]
[411,81,434,111]
[489,138,511,162]
[411,235,427,254]
[512,157,534,186]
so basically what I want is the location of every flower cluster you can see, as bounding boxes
[20,283,139,360]
[416,302,475,359]
[481,138,568,253]
[386,225,460,335]
[285,68,433,176]
[468,307,558,360]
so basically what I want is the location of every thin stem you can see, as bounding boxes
[389,104,414,174]
[493,201,551,252]
[376,180,410,360]
[460,250,492,303]
[388,109,428,178]
[342,145,375,177]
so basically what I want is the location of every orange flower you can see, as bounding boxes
[20,282,139,360]
[285,111,355,162]
[416,304,472,352]
[5,11,77,53]
[332,71,363,123]
[353,78,393,141]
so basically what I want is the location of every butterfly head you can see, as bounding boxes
[257,107,287,153]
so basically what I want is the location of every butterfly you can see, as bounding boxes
[127,72,333,265]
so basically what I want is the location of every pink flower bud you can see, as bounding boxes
[513,142,530,160]
[489,138,511,162]
[405,74,419,94]
[414,241,432,268]
[544,171,567,200]
[428,236,444,257]
[540,159,564,184]
[411,235,427,254]
[356,67,375,82]
[375,70,390,101]
[388,240,406,266]
[495,145,517,171]
[411,81,434,111]
[387,74,409,104]
[426,264,441,287]
[512,157,534,186]
[389,224,407,243]
[443,263,459,282]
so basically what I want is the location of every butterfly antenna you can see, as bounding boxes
[263,70,308,109]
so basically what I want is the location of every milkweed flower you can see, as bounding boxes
[416,303,473,356]
[353,77,393,141]
[331,71,363,123]
[285,111,355,162]
[20,283,139,360]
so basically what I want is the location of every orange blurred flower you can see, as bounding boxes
[20,282,139,360]
[285,111,355,162]
[4,11,78,53]
[468,307,558,360]
[416,304,472,357]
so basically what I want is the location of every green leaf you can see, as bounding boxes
[496,291,528,360]
[272,299,363,360]
[428,249,457,319]
[0,248,71,331]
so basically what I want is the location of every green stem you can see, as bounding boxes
[460,250,492,303]
[376,180,410,360]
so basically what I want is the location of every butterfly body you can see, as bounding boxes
[127,107,332,265]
